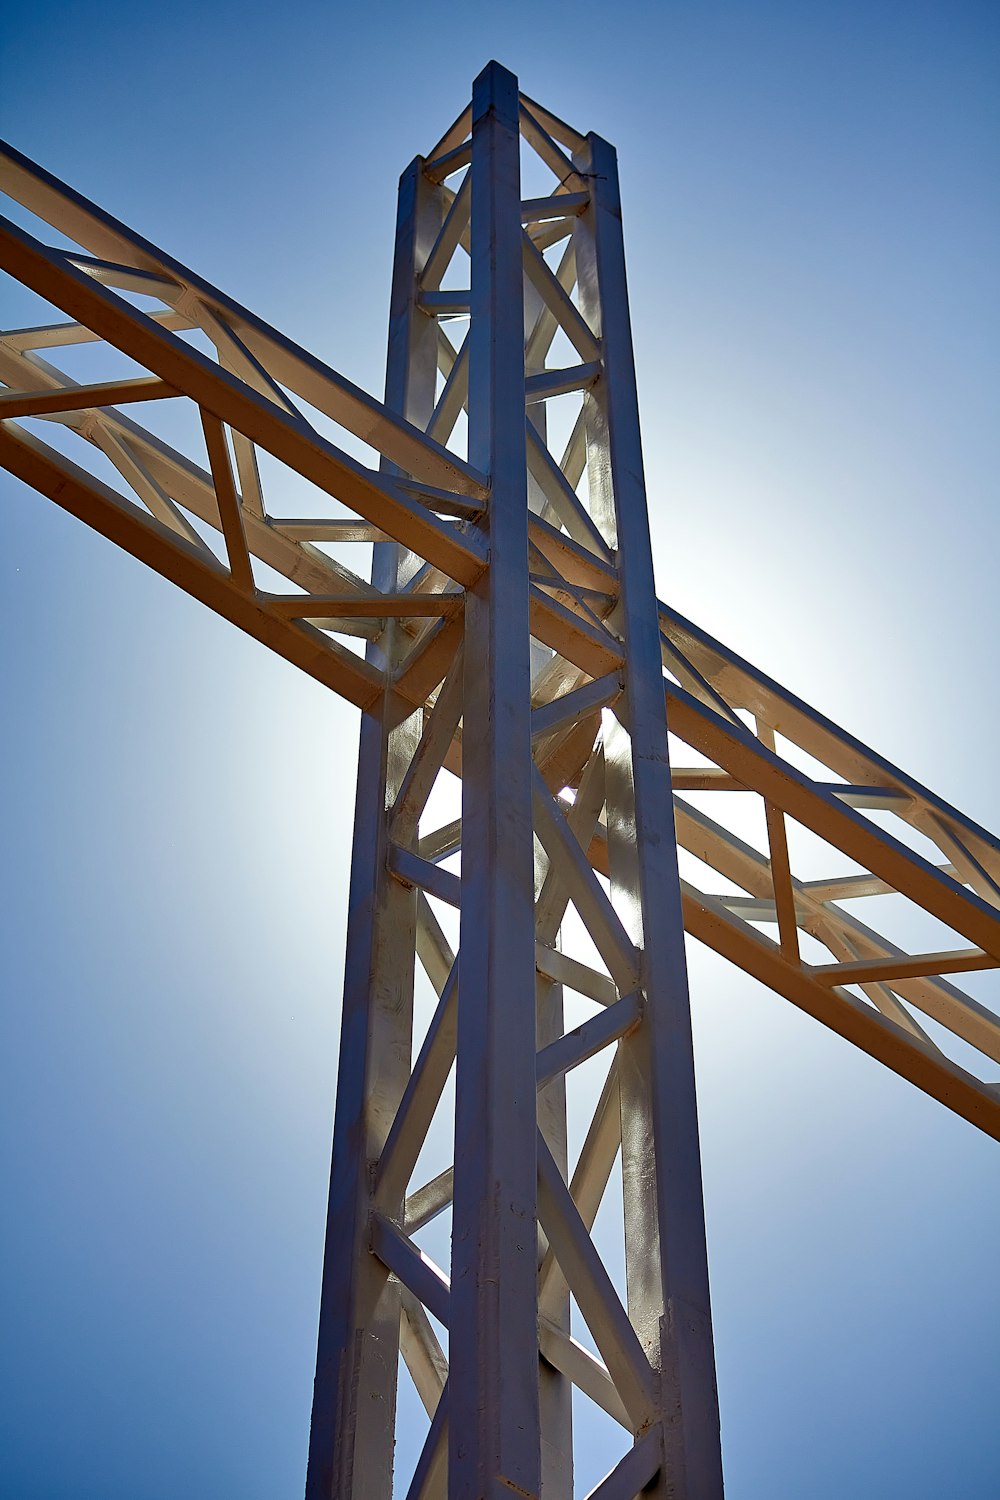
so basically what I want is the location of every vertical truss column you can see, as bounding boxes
[574,133,725,1494]
[450,60,542,1500]
[306,62,723,1500]
[305,160,440,1500]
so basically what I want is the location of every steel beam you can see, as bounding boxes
[449,61,542,1500]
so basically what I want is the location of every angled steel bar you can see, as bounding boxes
[584,1429,663,1500]
[399,1286,449,1414]
[406,1395,449,1500]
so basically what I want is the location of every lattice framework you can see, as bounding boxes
[2,60,998,1500]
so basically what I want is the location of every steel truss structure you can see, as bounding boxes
[1,61,998,1500]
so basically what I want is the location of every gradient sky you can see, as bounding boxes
[2,3,999,1496]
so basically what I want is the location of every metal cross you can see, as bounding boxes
[1,59,997,1500]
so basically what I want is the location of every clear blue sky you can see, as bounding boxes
[2,3,998,1496]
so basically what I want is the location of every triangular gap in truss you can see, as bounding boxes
[660,648,746,726]
[674,842,769,904]
[76,278,178,322]
[433,339,460,403]
[540,240,586,329]
[411,948,449,1072]
[561,1028,621,1176]
[120,379,218,463]
[426,827,462,883]
[554,901,621,1005]
[902,986,1000,1076]
[518,90,588,154]
[518,128,565,201]
[416,767,463,867]
[249,381,382,473]
[536,399,590,510]
[731,705,758,732]
[407,1141,455,1243]
[4,318,157,384]
[0,185,190,295]
[559,982,617,1036]
[430,185,471,293]
[436,252,472,295]
[860,802,966,869]
[435,317,468,366]
[425,99,472,166]
[407,1236,452,1374]
[659,651,731,708]
[538,219,575,263]
[418,887,460,976]
[172,506,234,572]
[518,97,586,193]
[5,406,158,514]
[417,1295,450,1372]
[441,403,468,464]
[0,193,98,255]
[571,1383,633,1500]
[665,731,722,771]
[396,904,458,1224]
[430,332,469,449]
[534,324,586,387]
[392,1351,434,1500]
[424,318,471,462]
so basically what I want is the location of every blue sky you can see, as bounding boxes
[2,3,999,1496]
